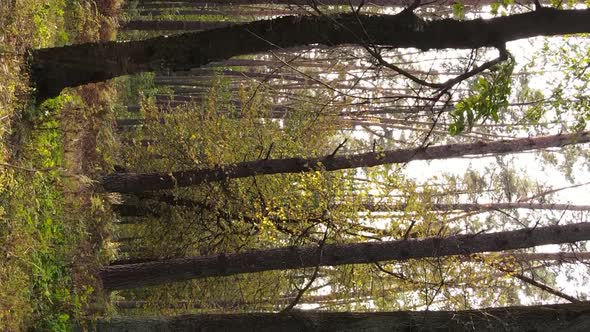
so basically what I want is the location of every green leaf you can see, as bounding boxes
[491,2,500,14]
[452,3,465,19]
[448,57,514,134]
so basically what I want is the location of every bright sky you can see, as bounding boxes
[399,33,590,304]
[318,6,590,307]
[403,32,590,201]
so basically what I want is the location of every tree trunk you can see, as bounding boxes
[132,0,515,6]
[113,293,348,310]
[100,131,590,193]
[111,200,590,217]
[100,221,590,290]
[365,202,590,212]
[122,20,233,31]
[155,70,310,83]
[91,302,590,332]
[30,8,590,101]
[135,8,302,16]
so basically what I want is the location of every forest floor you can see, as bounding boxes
[0,0,123,330]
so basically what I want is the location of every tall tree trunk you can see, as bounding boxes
[100,221,590,290]
[122,20,233,31]
[30,8,590,101]
[111,200,590,217]
[155,70,310,83]
[113,292,351,310]
[100,131,590,193]
[132,0,513,6]
[364,202,590,212]
[136,8,304,16]
[91,302,590,332]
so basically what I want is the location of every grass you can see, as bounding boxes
[0,0,121,330]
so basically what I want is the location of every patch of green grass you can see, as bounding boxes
[1,4,73,326]
[32,0,69,47]
[1,91,118,330]
[1,97,89,330]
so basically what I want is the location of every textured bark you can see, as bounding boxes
[92,302,590,332]
[210,58,339,69]
[122,20,233,31]
[366,202,590,212]
[436,202,590,212]
[133,0,513,6]
[112,203,159,217]
[112,199,590,217]
[154,70,310,83]
[31,8,590,101]
[100,131,590,193]
[113,293,342,310]
[136,8,305,16]
[100,221,590,290]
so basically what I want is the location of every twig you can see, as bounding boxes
[518,181,590,203]
[329,139,347,158]
[307,0,324,16]
[0,163,37,173]
[280,226,330,312]
[374,262,407,280]
[400,0,422,15]
[492,261,580,303]
[265,142,274,160]
[366,44,509,93]
[355,0,365,14]
[403,220,417,239]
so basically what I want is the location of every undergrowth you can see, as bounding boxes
[0,0,120,330]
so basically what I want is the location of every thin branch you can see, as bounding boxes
[518,181,590,203]
[280,226,329,312]
[330,139,348,158]
[366,44,509,93]
[498,265,581,303]
[0,163,38,173]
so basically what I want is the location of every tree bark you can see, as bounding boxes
[30,8,590,101]
[112,201,590,217]
[135,8,303,16]
[113,293,347,310]
[100,221,590,290]
[132,0,515,6]
[91,302,590,331]
[155,70,310,83]
[365,202,590,212]
[122,20,233,31]
[100,131,590,193]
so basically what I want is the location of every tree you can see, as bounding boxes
[111,200,590,217]
[92,302,590,331]
[100,131,590,193]
[30,8,590,101]
[129,0,527,7]
[365,202,590,212]
[122,20,232,31]
[100,221,590,290]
